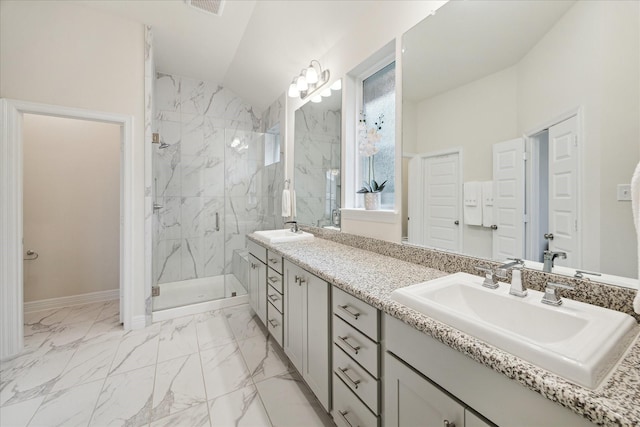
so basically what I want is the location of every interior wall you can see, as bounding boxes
[414,66,518,259]
[0,0,146,316]
[23,115,120,302]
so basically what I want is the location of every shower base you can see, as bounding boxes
[152,274,247,321]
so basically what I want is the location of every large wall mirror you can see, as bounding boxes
[294,86,342,228]
[402,0,639,284]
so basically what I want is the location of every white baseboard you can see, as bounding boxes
[24,289,119,313]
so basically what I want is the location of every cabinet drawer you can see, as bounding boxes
[266,250,283,274]
[267,285,283,314]
[267,268,283,293]
[334,345,379,414]
[333,287,379,342]
[267,302,283,347]
[333,315,379,378]
[333,373,379,427]
[248,240,267,264]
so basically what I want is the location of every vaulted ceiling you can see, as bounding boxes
[81,0,375,111]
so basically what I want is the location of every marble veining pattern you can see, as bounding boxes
[152,72,285,290]
[0,301,332,427]
[249,232,640,427]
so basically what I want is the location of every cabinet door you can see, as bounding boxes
[256,260,267,325]
[249,255,267,325]
[303,271,330,412]
[385,353,464,427]
[283,260,304,372]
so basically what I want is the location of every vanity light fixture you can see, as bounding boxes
[330,79,342,91]
[320,87,332,97]
[311,95,322,103]
[287,60,331,101]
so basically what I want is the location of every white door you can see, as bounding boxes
[492,138,525,261]
[422,153,461,252]
[547,116,580,267]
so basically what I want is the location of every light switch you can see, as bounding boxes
[617,184,632,201]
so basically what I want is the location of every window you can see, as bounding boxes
[264,124,281,166]
[358,61,396,209]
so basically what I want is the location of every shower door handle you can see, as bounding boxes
[215,212,220,232]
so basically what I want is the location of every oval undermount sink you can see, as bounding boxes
[253,229,314,244]
[390,272,638,389]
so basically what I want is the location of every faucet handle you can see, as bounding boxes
[542,281,574,306]
[574,270,601,279]
[475,265,499,289]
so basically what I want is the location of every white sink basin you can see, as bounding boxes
[253,229,315,244]
[391,272,638,389]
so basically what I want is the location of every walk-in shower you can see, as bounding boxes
[150,72,283,316]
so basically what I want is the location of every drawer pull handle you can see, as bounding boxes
[268,276,279,283]
[337,304,361,320]
[338,367,361,389]
[443,421,455,427]
[295,275,306,285]
[338,336,360,354]
[269,258,279,264]
[268,319,279,328]
[268,294,280,302]
[338,410,360,427]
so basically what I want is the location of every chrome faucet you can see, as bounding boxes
[284,220,299,233]
[496,258,527,297]
[543,250,567,273]
[475,265,499,289]
[541,281,574,306]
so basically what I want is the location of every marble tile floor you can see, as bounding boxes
[1,301,335,427]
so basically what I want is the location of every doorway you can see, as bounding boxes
[0,99,135,360]
[408,149,463,252]
[22,114,120,312]
[526,114,581,268]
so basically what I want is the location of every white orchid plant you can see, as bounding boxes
[357,113,387,193]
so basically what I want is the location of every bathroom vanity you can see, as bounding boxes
[247,231,640,426]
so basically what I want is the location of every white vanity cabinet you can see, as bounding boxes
[332,287,381,427]
[385,352,492,427]
[247,240,267,325]
[283,259,331,411]
[384,315,594,427]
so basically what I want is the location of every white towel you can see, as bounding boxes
[282,189,291,218]
[631,161,640,314]
[482,181,494,228]
[463,181,483,226]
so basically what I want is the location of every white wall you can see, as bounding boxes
[0,1,146,315]
[415,66,518,258]
[23,115,120,302]
[285,1,448,242]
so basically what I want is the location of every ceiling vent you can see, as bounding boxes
[185,0,225,17]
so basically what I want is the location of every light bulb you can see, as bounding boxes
[288,80,299,97]
[311,95,322,103]
[321,87,331,97]
[297,75,308,91]
[330,79,342,91]
[231,137,240,148]
[306,64,319,84]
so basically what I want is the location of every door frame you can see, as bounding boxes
[409,147,463,252]
[0,98,135,359]
[524,107,583,267]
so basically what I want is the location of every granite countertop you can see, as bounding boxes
[248,234,640,427]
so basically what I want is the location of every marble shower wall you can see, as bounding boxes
[152,72,266,285]
[294,99,341,227]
